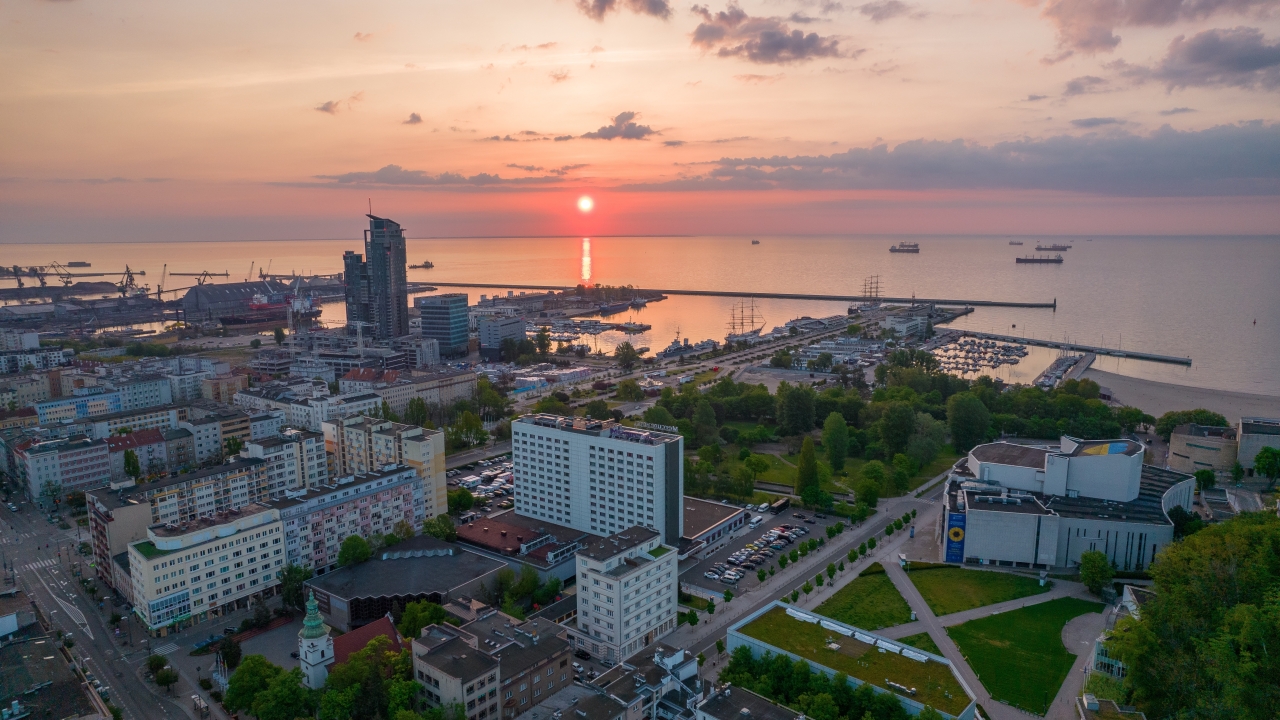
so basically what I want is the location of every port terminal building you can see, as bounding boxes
[942,436,1194,571]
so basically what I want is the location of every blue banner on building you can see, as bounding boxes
[944,513,966,563]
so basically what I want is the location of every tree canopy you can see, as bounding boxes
[1108,513,1280,718]
[337,535,372,566]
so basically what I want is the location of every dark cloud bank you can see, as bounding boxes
[621,122,1280,196]
[691,4,845,64]
[1115,27,1280,90]
[1040,0,1279,53]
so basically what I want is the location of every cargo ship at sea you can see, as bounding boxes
[1035,243,1072,251]
[1016,254,1064,264]
[1008,241,1023,246]
[889,242,920,253]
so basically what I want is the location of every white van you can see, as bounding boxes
[757,503,770,513]
[749,515,764,528]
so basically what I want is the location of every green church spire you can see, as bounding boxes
[299,591,329,640]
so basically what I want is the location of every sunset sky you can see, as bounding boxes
[3,0,1279,240]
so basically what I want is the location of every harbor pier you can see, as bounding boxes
[420,281,1058,309]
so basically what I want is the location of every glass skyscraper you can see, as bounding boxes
[344,214,408,340]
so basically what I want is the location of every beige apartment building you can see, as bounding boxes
[128,504,284,635]
[323,415,447,519]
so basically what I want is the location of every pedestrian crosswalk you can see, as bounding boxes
[152,642,180,656]
[0,532,38,545]
[21,558,58,571]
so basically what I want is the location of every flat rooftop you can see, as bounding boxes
[0,625,101,720]
[948,465,1190,525]
[147,502,275,538]
[578,526,660,562]
[415,635,499,679]
[681,496,745,540]
[698,686,799,720]
[307,542,504,601]
[1041,465,1189,524]
[736,606,970,717]
[969,442,1050,469]
[515,414,681,445]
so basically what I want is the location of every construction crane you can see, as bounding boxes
[45,262,77,287]
[117,265,144,297]
[10,265,23,290]
[258,259,273,280]
[244,261,255,283]
[155,264,167,300]
[170,270,229,284]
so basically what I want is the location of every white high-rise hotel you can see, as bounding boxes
[511,415,683,544]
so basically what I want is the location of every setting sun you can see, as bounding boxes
[577,196,594,213]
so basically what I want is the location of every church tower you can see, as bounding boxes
[298,591,333,689]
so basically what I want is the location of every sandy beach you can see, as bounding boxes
[1084,369,1280,421]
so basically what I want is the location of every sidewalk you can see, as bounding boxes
[669,495,928,657]
[879,560,1010,720]
[880,561,1105,720]
[877,579,1087,640]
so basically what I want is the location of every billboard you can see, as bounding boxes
[944,512,966,563]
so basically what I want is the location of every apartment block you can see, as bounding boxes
[511,415,684,544]
[202,373,249,404]
[106,428,169,481]
[241,429,328,497]
[35,388,123,424]
[180,416,226,464]
[250,410,287,441]
[114,458,269,525]
[324,415,447,520]
[16,435,111,504]
[128,504,284,635]
[566,527,678,663]
[270,464,424,573]
[0,374,52,407]
[86,489,154,600]
[338,368,478,416]
[189,402,252,444]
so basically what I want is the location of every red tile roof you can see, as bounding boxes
[342,368,400,384]
[105,428,166,452]
[331,615,403,666]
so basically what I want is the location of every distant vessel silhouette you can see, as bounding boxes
[889,242,920,253]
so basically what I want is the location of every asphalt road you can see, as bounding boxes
[667,491,937,663]
[445,441,512,470]
[2,500,187,720]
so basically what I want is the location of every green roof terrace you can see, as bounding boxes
[730,604,974,719]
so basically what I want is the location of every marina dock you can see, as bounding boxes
[954,330,1192,366]
[421,281,1058,309]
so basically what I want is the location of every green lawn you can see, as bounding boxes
[814,563,913,631]
[899,632,942,656]
[908,448,961,492]
[947,597,1104,714]
[719,448,797,487]
[681,595,711,611]
[908,567,1051,617]
[739,607,970,716]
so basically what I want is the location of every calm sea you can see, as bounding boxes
[3,235,1277,396]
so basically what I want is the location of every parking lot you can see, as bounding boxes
[678,509,849,599]
[445,455,515,515]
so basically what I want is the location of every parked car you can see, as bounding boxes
[704,571,721,580]
[572,662,584,673]
[804,518,816,524]
[792,512,806,519]
[575,649,592,660]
